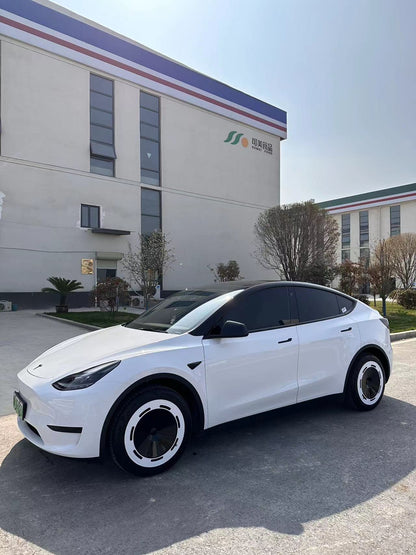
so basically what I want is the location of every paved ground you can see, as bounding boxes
[0,311,415,554]
[0,311,87,416]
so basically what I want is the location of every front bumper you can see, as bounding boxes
[16,369,113,458]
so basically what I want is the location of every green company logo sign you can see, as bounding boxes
[224,131,273,154]
[224,131,249,147]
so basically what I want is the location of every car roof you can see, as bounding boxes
[186,280,272,293]
[183,280,351,296]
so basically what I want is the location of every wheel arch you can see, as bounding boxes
[343,344,391,394]
[100,373,205,456]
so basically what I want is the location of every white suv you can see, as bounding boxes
[14,281,392,476]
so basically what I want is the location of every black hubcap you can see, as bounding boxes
[133,409,178,458]
[361,366,381,400]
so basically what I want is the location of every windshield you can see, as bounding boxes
[126,289,243,334]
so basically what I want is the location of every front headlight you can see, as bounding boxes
[52,361,120,391]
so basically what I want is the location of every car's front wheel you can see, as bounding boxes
[109,386,192,476]
[345,354,386,411]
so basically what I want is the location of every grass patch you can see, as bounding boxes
[371,301,416,333]
[46,311,138,328]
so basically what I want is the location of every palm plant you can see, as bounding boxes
[42,277,84,310]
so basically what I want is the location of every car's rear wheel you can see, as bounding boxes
[345,354,386,411]
[109,386,192,476]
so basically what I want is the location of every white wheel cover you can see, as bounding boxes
[357,361,384,405]
[124,399,185,468]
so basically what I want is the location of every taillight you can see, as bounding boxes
[381,317,389,329]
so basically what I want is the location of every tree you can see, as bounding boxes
[41,276,83,311]
[122,230,175,309]
[368,239,395,317]
[254,201,339,285]
[388,233,416,289]
[92,277,130,314]
[209,260,242,282]
[338,260,366,296]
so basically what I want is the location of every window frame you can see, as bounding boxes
[219,286,294,333]
[90,74,116,177]
[141,187,161,235]
[81,204,100,229]
[359,210,369,248]
[193,285,298,337]
[140,91,160,186]
[292,285,356,326]
[341,213,351,261]
[390,205,401,236]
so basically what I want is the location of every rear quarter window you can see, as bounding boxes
[295,287,341,323]
[336,295,355,315]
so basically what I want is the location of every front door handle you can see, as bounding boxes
[278,337,292,344]
[341,327,352,333]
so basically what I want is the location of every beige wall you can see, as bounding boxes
[161,97,280,207]
[0,36,281,294]
[0,160,140,291]
[333,200,416,263]
[1,41,89,170]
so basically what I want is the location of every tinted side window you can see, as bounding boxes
[296,287,340,323]
[336,294,355,314]
[222,287,291,332]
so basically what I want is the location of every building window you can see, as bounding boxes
[81,204,100,228]
[141,188,161,235]
[359,210,369,266]
[390,205,400,236]
[140,92,160,186]
[360,247,370,267]
[90,74,116,176]
[341,249,350,262]
[341,213,350,261]
[97,268,116,283]
[359,211,369,247]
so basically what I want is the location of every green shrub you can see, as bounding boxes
[92,277,130,313]
[396,289,416,310]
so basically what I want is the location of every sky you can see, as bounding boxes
[55,0,416,204]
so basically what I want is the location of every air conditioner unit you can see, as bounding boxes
[0,300,12,312]
[130,295,145,308]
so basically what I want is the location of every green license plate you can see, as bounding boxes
[13,391,26,420]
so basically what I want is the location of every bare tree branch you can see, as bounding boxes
[122,231,175,308]
[388,233,416,289]
[254,201,339,285]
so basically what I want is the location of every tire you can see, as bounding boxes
[345,354,386,411]
[109,386,192,476]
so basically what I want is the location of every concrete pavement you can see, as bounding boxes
[0,311,87,416]
[0,312,415,554]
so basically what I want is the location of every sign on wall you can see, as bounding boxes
[81,259,94,275]
[224,131,273,155]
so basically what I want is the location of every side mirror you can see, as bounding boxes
[219,320,248,338]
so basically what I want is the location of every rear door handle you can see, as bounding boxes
[278,337,292,344]
[341,327,352,333]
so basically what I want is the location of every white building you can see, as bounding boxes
[0,0,287,307]
[319,183,416,264]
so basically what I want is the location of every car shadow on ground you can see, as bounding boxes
[1,395,415,554]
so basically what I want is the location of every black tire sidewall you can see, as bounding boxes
[346,354,386,411]
[109,386,192,476]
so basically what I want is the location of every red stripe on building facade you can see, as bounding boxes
[0,16,287,134]
[327,192,416,213]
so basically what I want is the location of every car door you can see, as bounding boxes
[203,286,299,428]
[294,286,361,403]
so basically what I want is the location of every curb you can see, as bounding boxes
[36,313,101,331]
[390,330,416,342]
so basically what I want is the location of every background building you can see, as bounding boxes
[0,0,287,307]
[319,183,416,265]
